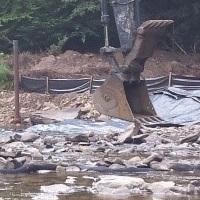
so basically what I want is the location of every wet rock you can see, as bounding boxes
[132,133,149,144]
[147,181,175,195]
[118,147,135,154]
[40,184,73,194]
[0,151,19,159]
[142,153,163,166]
[0,136,13,144]
[0,157,8,169]
[33,138,44,148]
[180,133,200,144]
[56,165,66,173]
[117,123,141,144]
[20,132,40,142]
[109,164,126,170]
[93,175,147,197]
[78,142,90,146]
[65,166,81,172]
[3,142,27,151]
[96,161,110,167]
[26,148,43,160]
[124,156,142,167]
[150,161,170,171]
[14,157,26,166]
[71,134,89,143]
[94,147,105,153]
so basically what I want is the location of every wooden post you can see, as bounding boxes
[13,40,21,123]
[89,76,94,94]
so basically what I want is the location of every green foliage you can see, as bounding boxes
[0,0,103,53]
[0,54,10,89]
[0,0,200,53]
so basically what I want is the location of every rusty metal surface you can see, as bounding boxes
[125,20,174,66]
[93,74,156,122]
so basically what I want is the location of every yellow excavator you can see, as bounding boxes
[93,0,174,123]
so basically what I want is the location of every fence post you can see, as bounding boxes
[89,76,94,94]
[13,40,21,123]
[46,76,49,94]
[168,72,172,87]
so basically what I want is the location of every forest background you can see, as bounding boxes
[0,0,200,54]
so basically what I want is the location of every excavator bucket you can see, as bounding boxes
[93,74,156,122]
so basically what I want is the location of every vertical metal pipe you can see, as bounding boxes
[13,40,21,123]
[135,0,141,28]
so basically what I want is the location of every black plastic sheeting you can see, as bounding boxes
[21,75,200,125]
[151,87,200,125]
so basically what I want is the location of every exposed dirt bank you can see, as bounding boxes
[19,50,200,78]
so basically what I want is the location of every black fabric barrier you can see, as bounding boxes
[21,76,46,93]
[21,74,200,94]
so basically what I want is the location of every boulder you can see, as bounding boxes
[93,175,147,197]
[147,181,175,195]
[142,153,163,166]
[117,123,141,144]
[180,133,200,144]
[20,132,40,142]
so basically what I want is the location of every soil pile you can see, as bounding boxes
[22,50,200,78]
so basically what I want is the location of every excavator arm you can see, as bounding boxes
[93,0,174,122]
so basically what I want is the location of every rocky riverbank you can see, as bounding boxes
[0,121,200,197]
[0,90,98,129]
[1,89,200,198]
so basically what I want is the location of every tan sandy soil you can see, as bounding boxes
[20,50,200,78]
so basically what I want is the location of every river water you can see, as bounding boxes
[0,171,200,200]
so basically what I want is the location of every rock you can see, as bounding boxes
[56,165,66,173]
[14,157,26,166]
[71,134,89,143]
[117,123,141,144]
[3,142,27,151]
[40,184,72,194]
[24,148,43,160]
[33,138,44,148]
[93,175,147,197]
[0,136,13,144]
[180,133,200,144]
[109,164,125,170]
[20,132,40,142]
[0,151,19,159]
[0,157,8,169]
[147,181,175,195]
[132,133,149,144]
[142,153,163,166]
[150,161,170,171]
[94,147,105,153]
[65,166,81,172]
[118,147,135,154]
[78,142,90,146]
[124,156,142,167]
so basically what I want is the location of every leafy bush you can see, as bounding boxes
[0,54,10,89]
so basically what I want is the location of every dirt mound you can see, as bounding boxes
[144,50,200,77]
[23,50,200,78]
[24,50,110,78]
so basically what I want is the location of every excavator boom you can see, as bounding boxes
[93,0,174,122]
